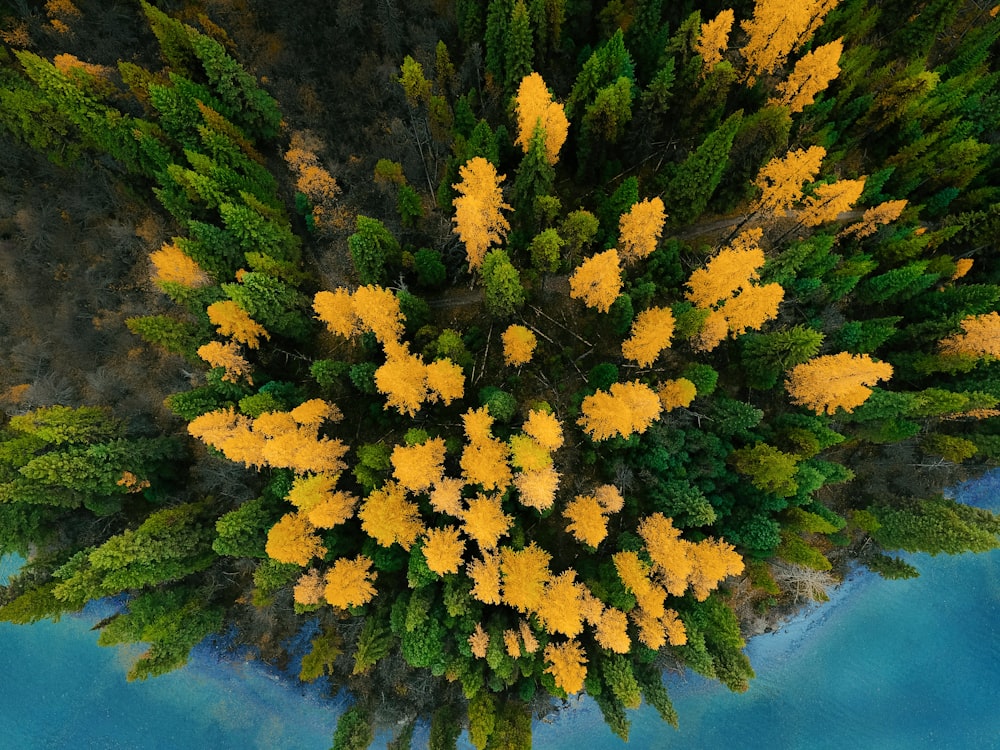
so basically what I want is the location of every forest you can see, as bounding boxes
[1,0,999,747]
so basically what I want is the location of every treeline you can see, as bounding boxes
[0,2,999,749]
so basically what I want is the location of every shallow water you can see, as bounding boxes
[2,470,998,749]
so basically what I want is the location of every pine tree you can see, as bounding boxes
[665,111,743,224]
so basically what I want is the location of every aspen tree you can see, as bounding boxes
[469,622,490,658]
[502,324,537,366]
[568,249,622,313]
[685,229,766,308]
[799,178,866,227]
[786,352,893,414]
[769,39,843,113]
[514,72,569,164]
[461,493,513,551]
[563,494,609,547]
[374,341,428,417]
[312,288,359,339]
[358,481,424,550]
[513,465,560,511]
[391,437,447,492]
[577,381,662,441]
[425,358,466,405]
[197,341,253,384]
[150,242,210,287]
[324,556,378,609]
[657,378,698,411]
[594,607,631,653]
[618,197,666,263]
[696,9,734,71]
[521,409,564,450]
[841,199,908,238]
[452,157,512,270]
[740,0,840,82]
[536,570,586,637]
[621,306,675,367]
[468,552,503,604]
[265,511,327,566]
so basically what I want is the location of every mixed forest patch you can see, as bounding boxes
[1,1,1000,747]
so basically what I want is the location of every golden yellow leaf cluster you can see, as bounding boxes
[696,9,735,70]
[499,543,552,613]
[939,312,1000,359]
[207,300,269,349]
[621,306,675,367]
[568,249,622,313]
[324,555,377,609]
[740,0,840,81]
[452,157,511,270]
[423,526,466,575]
[563,494,610,547]
[657,378,698,411]
[358,481,425,550]
[462,493,513,552]
[502,324,538,366]
[266,511,327,566]
[618,197,666,263]
[514,72,570,165]
[577,381,662,441]
[543,640,587,694]
[841,199,908,239]
[785,352,893,414]
[392,437,447,492]
[751,146,827,216]
[769,39,843,113]
[468,552,503,605]
[799,177,867,227]
[197,341,254,384]
[150,242,210,288]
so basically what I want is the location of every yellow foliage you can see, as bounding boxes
[740,0,840,81]
[324,555,378,609]
[503,629,523,657]
[509,435,552,472]
[519,619,539,653]
[769,39,843,113]
[392,437,447,492]
[658,378,698,410]
[513,465,561,511]
[313,288,359,339]
[306,491,358,529]
[543,640,587,694]
[463,406,495,444]
[287,473,339,513]
[521,409,564,450]
[841,199,908,238]
[685,229,765,308]
[260,424,349,476]
[939,312,1000,358]
[293,569,326,606]
[358,481,425,550]
[751,146,826,216]
[425,358,465,405]
[462,493,513,551]
[461,435,512,492]
[150,242,210,288]
[452,157,511,270]
[423,526,466,575]
[799,177,867,227]
[500,543,552,613]
[638,513,692,596]
[687,538,745,601]
[951,258,974,281]
[786,352,893,414]
[197,341,253,384]
[430,477,465,517]
[594,607,631,653]
[375,341,428,417]
[296,164,340,204]
[696,9,735,70]
[577,381,662,441]
[568,249,622,313]
[563,494,609,547]
[719,282,785,337]
[612,550,665,618]
[502,324,538,366]
[694,308,730,352]
[468,552,502,604]
[621,306,675,367]
[662,609,688,646]
[207,300,269,349]
[536,570,586,637]
[593,484,625,513]
[514,72,570,165]
[352,285,405,343]
[618,197,666,263]
[469,622,490,659]
[266,511,327,566]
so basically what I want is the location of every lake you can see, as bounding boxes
[2,469,998,749]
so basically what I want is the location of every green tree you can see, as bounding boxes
[481,249,526,317]
[664,110,743,224]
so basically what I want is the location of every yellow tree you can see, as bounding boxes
[469,623,490,658]
[452,156,511,270]
[293,569,326,606]
[594,484,625,513]
[685,229,765,308]
[769,39,843,113]
[514,72,569,165]
[799,177,866,227]
[430,477,465,517]
[594,606,631,653]
[543,640,587,694]
[521,408,564,450]
[265,511,327,566]
[468,552,503,604]
[687,538,745,601]
[306,490,359,529]
[786,352,893,414]
[207,300,269,349]
[461,433,513,491]
[422,526,466,575]
[509,435,552,472]
[637,513,692,596]
[502,324,538,366]
[312,288,359,339]
[375,341,428,417]
[577,381,662,441]
[750,146,826,217]
[351,285,405,343]
[740,0,840,82]
[621,306,675,367]
[461,493,513,551]
[425,358,465,405]
[150,242,210,287]
[618,197,666,263]
[513,465,560,511]
[391,437,447,492]
[358,481,425,549]
[324,555,378,609]
[536,570,586,637]
[841,199,908,239]
[612,550,665,618]
[939,312,1000,359]
[500,542,552,613]
[657,378,698,410]
[696,9,735,71]
[719,282,785,336]
[568,249,622,313]
[197,341,253,384]
[563,493,609,547]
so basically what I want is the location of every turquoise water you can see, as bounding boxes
[2,470,998,749]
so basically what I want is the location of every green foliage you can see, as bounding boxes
[311,359,350,389]
[330,706,374,750]
[349,215,402,285]
[481,250,526,318]
[429,704,462,750]
[871,496,1000,555]
[300,624,344,682]
[213,496,277,558]
[664,111,743,224]
[414,248,448,289]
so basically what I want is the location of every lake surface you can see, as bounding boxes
[2,470,998,749]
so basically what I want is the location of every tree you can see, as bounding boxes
[197,341,253,384]
[521,409,564,450]
[750,146,826,217]
[786,353,894,415]
[265,511,327,566]
[939,312,1000,359]
[452,157,512,271]
[665,111,743,224]
[841,199,908,238]
[657,379,698,411]
[514,72,569,164]
[422,527,466,575]
[502,324,537,366]
[563,494,609,547]
[499,542,551,612]
[696,9,735,71]
[358,481,425,550]
[543,639,587,694]
[324,556,378,609]
[618,197,666,263]
[536,570,587,637]
[621,306,675,367]
[461,493,513,551]
[578,381,662,441]
[798,178,867,227]
[686,229,765,308]
[481,249,526,317]
[206,300,269,349]
[149,242,210,287]
[731,443,800,498]
[330,706,374,750]
[504,0,535,93]
[375,341,429,417]
[770,39,843,113]
[569,249,622,313]
[739,0,839,82]
[349,215,401,285]
[391,437,447,492]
